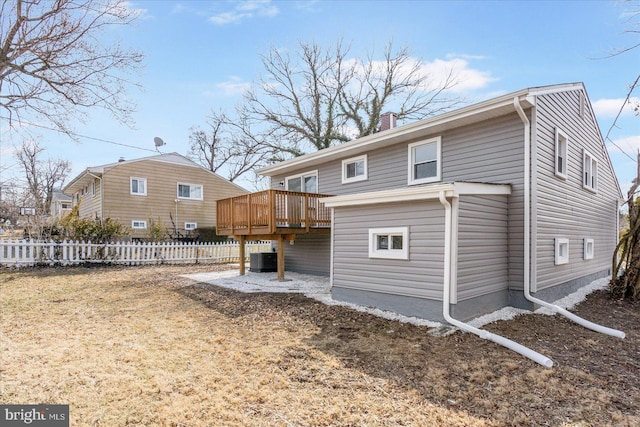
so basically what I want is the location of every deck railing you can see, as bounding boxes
[216,189,332,236]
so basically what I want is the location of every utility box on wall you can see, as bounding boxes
[250,252,277,272]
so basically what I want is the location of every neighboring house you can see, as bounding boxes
[64,152,248,238]
[217,83,622,322]
[50,190,72,219]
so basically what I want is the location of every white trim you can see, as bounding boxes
[177,182,204,200]
[132,220,147,230]
[130,177,147,196]
[554,128,568,180]
[555,238,569,265]
[408,137,441,185]
[584,238,594,260]
[450,197,459,305]
[320,182,511,208]
[185,222,197,231]
[284,170,318,193]
[330,208,335,289]
[582,150,598,193]
[341,155,368,184]
[368,227,409,260]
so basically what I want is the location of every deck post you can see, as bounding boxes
[277,234,285,281]
[238,235,246,275]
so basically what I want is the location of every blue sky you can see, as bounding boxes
[1,0,638,192]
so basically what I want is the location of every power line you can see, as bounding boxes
[603,74,640,163]
[0,116,158,153]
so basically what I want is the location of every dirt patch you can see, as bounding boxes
[1,265,638,426]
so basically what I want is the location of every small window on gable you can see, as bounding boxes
[185,222,197,231]
[555,238,569,265]
[583,150,598,193]
[342,155,368,184]
[408,137,441,185]
[369,227,409,260]
[131,177,147,196]
[132,220,147,229]
[555,129,568,179]
[584,238,594,260]
[178,183,203,200]
[579,92,585,119]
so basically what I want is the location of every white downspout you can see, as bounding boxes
[438,191,553,368]
[513,97,625,339]
[87,172,103,224]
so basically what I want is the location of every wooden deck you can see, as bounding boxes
[216,189,333,279]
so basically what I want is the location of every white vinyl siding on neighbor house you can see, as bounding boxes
[583,150,597,192]
[285,170,318,193]
[130,177,147,196]
[408,137,441,185]
[132,220,147,229]
[342,155,367,184]
[177,183,203,200]
[368,227,409,260]
[555,128,568,179]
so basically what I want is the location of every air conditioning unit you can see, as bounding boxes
[250,252,277,272]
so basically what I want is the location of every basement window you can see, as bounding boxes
[132,220,147,230]
[584,238,594,260]
[369,227,409,260]
[555,238,569,265]
[185,222,197,231]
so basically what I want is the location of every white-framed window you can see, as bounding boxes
[369,227,409,260]
[555,128,568,179]
[177,183,203,200]
[130,177,147,196]
[583,150,597,193]
[185,222,197,231]
[555,238,569,265]
[584,238,594,260]
[408,137,441,185]
[342,155,368,184]
[579,92,585,119]
[285,170,318,193]
[132,220,147,230]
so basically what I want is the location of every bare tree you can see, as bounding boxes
[16,140,70,215]
[187,110,279,182]
[244,40,461,154]
[0,0,144,135]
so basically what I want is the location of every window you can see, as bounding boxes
[130,177,147,196]
[583,150,597,192]
[408,137,441,185]
[132,220,147,229]
[342,155,368,184]
[579,92,585,119]
[369,227,409,260]
[555,238,569,265]
[285,171,318,193]
[177,183,203,200]
[555,129,568,179]
[584,238,594,260]
[61,203,70,209]
[185,222,197,231]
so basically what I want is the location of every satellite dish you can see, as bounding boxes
[153,137,165,148]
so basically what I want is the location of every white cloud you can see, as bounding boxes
[215,76,251,96]
[445,53,489,61]
[607,135,640,154]
[209,0,279,25]
[592,97,639,117]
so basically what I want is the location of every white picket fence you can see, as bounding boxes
[0,239,272,268]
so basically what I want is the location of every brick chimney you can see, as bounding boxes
[380,112,397,131]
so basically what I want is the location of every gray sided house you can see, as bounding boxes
[225,83,622,323]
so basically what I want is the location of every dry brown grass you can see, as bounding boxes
[1,265,638,426]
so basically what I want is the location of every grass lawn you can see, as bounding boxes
[1,265,638,426]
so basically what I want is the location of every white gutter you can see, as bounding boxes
[513,97,625,340]
[438,191,554,368]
